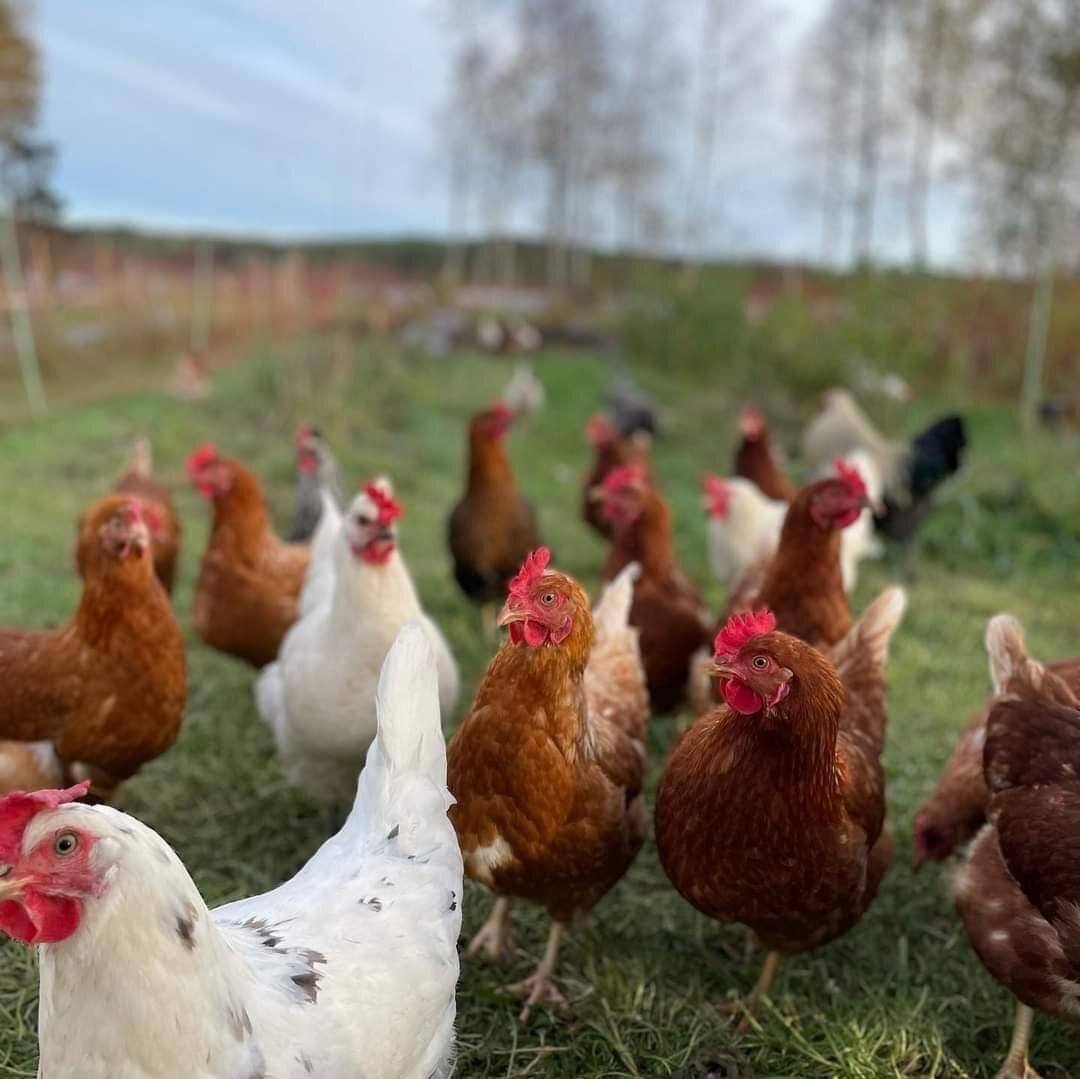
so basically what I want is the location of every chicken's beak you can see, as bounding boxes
[866,493,884,516]
[497,600,526,628]
[709,658,736,680]
[587,485,606,505]
[0,875,28,902]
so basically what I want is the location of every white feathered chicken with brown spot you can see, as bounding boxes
[0,626,463,1079]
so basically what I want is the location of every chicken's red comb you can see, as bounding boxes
[508,547,551,599]
[602,465,645,494]
[0,782,90,855]
[714,608,777,658]
[362,482,403,527]
[294,424,313,446]
[185,444,218,476]
[491,400,513,422]
[585,414,616,447]
[702,474,732,517]
[834,457,867,499]
[739,406,765,438]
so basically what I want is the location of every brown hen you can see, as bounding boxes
[0,494,186,798]
[656,588,905,1023]
[952,614,1080,1079]
[734,405,797,502]
[188,444,310,667]
[581,414,651,539]
[76,438,181,595]
[597,466,711,711]
[447,401,542,635]
[447,549,648,1019]
[913,619,1080,868]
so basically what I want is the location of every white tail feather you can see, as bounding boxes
[371,623,445,783]
[986,614,1028,697]
[831,586,907,676]
[592,562,640,640]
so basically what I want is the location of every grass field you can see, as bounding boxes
[1,331,1079,1078]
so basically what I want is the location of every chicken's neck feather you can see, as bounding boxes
[467,434,516,496]
[608,491,677,580]
[482,640,593,753]
[210,468,276,559]
[330,544,422,626]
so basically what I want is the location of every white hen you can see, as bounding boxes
[0,625,463,1079]
[258,481,460,805]
[298,486,343,617]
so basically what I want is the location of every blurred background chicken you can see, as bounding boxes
[582,414,652,539]
[605,370,659,439]
[187,444,310,667]
[76,437,181,595]
[734,405,797,501]
[596,465,710,711]
[502,361,545,422]
[0,495,186,800]
[0,627,462,1078]
[803,389,968,571]
[447,400,543,635]
[287,424,343,542]
[257,480,459,808]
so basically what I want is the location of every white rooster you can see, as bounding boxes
[257,480,460,805]
[0,625,463,1079]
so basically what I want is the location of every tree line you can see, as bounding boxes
[439,0,1080,283]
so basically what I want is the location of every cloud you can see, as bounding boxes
[39,27,246,127]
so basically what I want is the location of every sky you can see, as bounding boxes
[33,0,967,265]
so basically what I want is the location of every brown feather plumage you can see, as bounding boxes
[192,458,309,667]
[734,416,797,502]
[448,409,541,607]
[656,593,902,959]
[602,487,710,712]
[952,637,1080,1035]
[0,494,186,792]
[914,657,1080,867]
[448,570,647,924]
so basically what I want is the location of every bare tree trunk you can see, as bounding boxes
[852,0,887,265]
[683,0,722,281]
[1020,257,1054,432]
[908,0,944,268]
[442,144,470,288]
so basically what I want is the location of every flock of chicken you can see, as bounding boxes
[0,378,1074,1079]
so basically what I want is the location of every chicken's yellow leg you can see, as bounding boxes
[994,1003,1042,1079]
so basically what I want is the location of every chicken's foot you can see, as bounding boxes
[717,949,780,1033]
[466,896,514,962]
[994,1004,1042,1079]
[505,921,567,1021]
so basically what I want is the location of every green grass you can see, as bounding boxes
[1,333,1079,1078]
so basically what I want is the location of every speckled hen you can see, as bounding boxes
[0,626,462,1078]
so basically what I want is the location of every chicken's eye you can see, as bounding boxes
[752,655,769,671]
[356,515,371,527]
[53,833,78,856]
[540,592,556,606]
